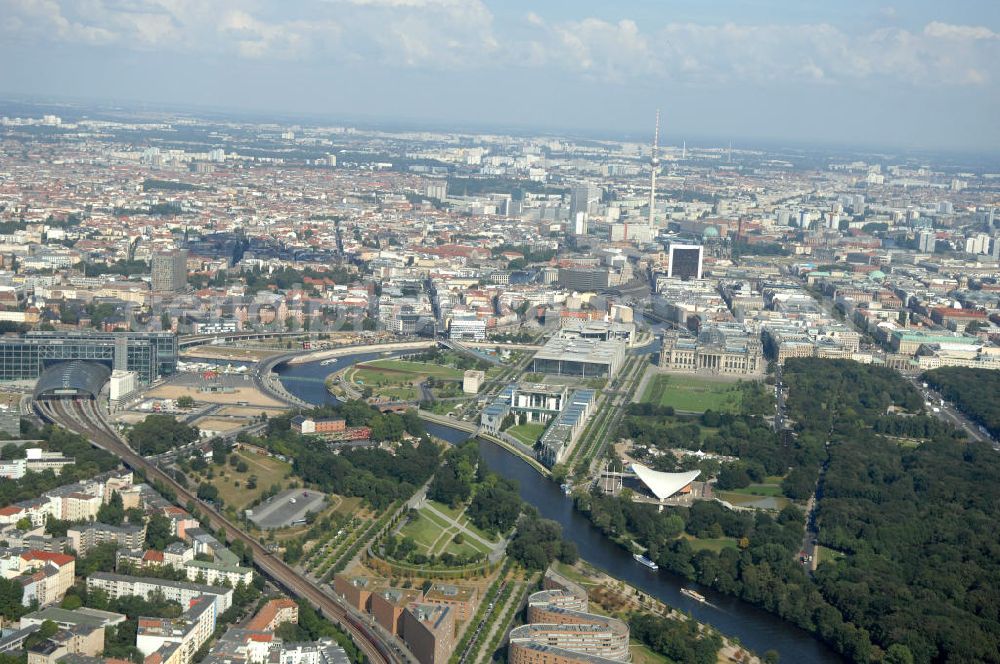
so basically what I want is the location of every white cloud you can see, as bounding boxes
[923,21,997,41]
[530,18,998,88]
[0,1,995,89]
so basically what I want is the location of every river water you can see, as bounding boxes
[275,352,841,663]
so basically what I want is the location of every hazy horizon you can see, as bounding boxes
[1,0,997,152]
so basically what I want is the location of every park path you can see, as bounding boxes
[470,574,530,664]
[423,502,495,548]
[422,501,508,563]
[631,363,656,403]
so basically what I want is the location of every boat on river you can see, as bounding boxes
[681,588,707,602]
[633,553,659,570]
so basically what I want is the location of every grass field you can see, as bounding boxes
[207,451,292,510]
[628,642,673,664]
[333,496,364,517]
[348,359,465,401]
[715,491,791,511]
[397,501,498,560]
[815,545,845,565]
[641,375,744,413]
[726,483,784,497]
[358,359,464,381]
[680,534,739,553]
[507,422,547,445]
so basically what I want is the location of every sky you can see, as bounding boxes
[0,0,998,151]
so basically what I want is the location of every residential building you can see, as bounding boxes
[86,573,233,614]
[68,523,145,556]
[244,598,298,633]
[370,588,422,636]
[137,597,217,664]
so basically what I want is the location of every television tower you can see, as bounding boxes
[648,109,660,227]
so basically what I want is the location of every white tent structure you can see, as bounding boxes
[631,463,700,501]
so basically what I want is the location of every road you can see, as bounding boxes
[905,375,995,448]
[806,289,995,449]
[35,397,407,664]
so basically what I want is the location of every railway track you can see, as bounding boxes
[35,397,401,664]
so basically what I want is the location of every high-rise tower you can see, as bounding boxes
[648,110,660,227]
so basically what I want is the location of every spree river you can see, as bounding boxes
[275,352,841,663]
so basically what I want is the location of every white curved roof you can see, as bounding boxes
[631,463,700,500]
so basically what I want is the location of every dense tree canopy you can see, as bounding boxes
[128,414,199,455]
[263,404,438,509]
[630,613,722,664]
[507,510,574,570]
[784,358,996,663]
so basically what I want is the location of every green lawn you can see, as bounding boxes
[427,499,465,522]
[205,451,291,510]
[398,502,498,559]
[815,545,845,565]
[507,422,547,445]
[727,483,784,497]
[551,561,596,587]
[681,534,739,553]
[629,641,674,664]
[374,386,419,400]
[363,359,464,380]
[641,375,745,413]
[715,491,791,511]
[441,535,488,558]
[398,511,444,550]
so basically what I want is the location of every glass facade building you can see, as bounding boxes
[0,331,177,384]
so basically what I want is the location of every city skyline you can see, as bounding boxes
[0,0,998,151]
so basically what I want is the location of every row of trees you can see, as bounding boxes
[923,366,1000,438]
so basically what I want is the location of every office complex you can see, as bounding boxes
[0,331,177,384]
[531,337,626,379]
[667,243,704,279]
[570,183,601,221]
[152,250,189,292]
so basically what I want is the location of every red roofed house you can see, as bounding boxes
[245,598,299,632]
[18,551,75,606]
[0,505,24,526]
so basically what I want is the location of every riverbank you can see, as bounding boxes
[288,341,436,364]
[552,560,762,664]
[275,352,843,663]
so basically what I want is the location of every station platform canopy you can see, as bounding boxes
[34,360,112,400]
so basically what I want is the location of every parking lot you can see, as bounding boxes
[247,488,327,529]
